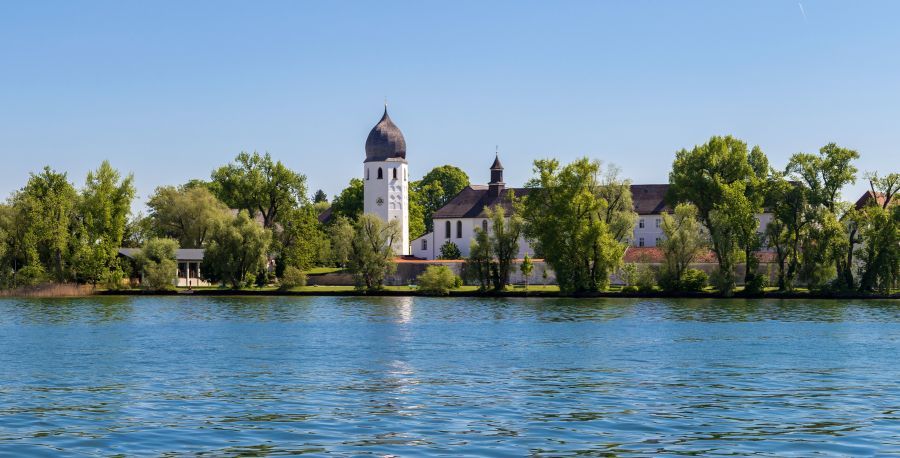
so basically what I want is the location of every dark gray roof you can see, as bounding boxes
[118,248,205,261]
[431,184,672,219]
[490,154,503,170]
[631,184,671,214]
[433,185,530,219]
[365,107,406,162]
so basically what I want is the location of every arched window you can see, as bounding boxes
[422,239,427,250]
[377,168,383,179]
[393,168,398,180]
[482,220,488,232]
[456,221,462,238]
[366,168,370,180]
[445,221,451,239]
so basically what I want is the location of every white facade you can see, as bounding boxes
[411,217,533,260]
[364,160,410,255]
[411,212,776,260]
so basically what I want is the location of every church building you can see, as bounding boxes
[360,106,775,260]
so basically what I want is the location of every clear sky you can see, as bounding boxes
[1,1,898,210]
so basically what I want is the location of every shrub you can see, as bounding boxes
[15,264,49,288]
[743,273,767,295]
[636,264,657,292]
[280,266,307,290]
[439,241,462,260]
[143,259,177,291]
[134,238,179,291]
[619,263,639,287]
[621,285,639,293]
[681,269,708,292]
[417,265,460,296]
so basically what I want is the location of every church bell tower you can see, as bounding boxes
[363,105,410,255]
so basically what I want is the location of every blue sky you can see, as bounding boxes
[1,1,898,209]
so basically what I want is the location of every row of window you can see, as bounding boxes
[442,219,489,239]
[637,237,663,247]
[365,167,407,181]
[638,218,662,229]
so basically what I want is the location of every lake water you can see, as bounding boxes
[1,296,899,456]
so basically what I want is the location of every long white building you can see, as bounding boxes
[411,156,775,260]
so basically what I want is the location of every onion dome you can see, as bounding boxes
[365,107,406,162]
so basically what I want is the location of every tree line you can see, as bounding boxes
[0,153,472,291]
[0,137,896,295]
[463,136,896,296]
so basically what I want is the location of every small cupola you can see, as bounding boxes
[488,153,505,197]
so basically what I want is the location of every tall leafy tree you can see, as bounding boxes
[277,206,328,272]
[485,200,524,291]
[204,211,272,288]
[11,167,78,282]
[147,185,231,248]
[345,213,400,291]
[327,216,355,267]
[411,165,470,233]
[659,203,707,290]
[467,224,494,290]
[313,189,328,203]
[71,161,136,284]
[133,237,179,291]
[765,174,812,290]
[786,143,859,288]
[331,178,364,220]
[856,172,900,293]
[523,158,634,293]
[668,136,759,296]
[211,151,307,228]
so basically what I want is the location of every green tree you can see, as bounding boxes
[133,237,179,291]
[327,216,355,267]
[331,178,364,220]
[411,165,470,233]
[313,189,328,203]
[467,224,494,290]
[856,204,899,293]
[439,240,462,260]
[346,213,400,291]
[11,167,78,282]
[408,187,427,240]
[668,136,759,296]
[523,158,634,293]
[123,213,156,248]
[855,172,900,293]
[277,206,328,272]
[211,151,307,228]
[71,161,136,284]
[785,143,860,288]
[485,200,523,291]
[147,185,231,248]
[708,185,756,294]
[520,253,534,290]
[658,203,707,291]
[204,211,272,289]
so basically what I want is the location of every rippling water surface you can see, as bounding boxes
[1,296,899,456]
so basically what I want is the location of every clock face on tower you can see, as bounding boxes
[376,197,384,206]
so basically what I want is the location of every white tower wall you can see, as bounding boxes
[363,160,409,255]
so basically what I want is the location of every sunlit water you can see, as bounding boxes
[1,296,899,456]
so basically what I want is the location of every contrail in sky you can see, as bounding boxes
[798,2,808,21]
